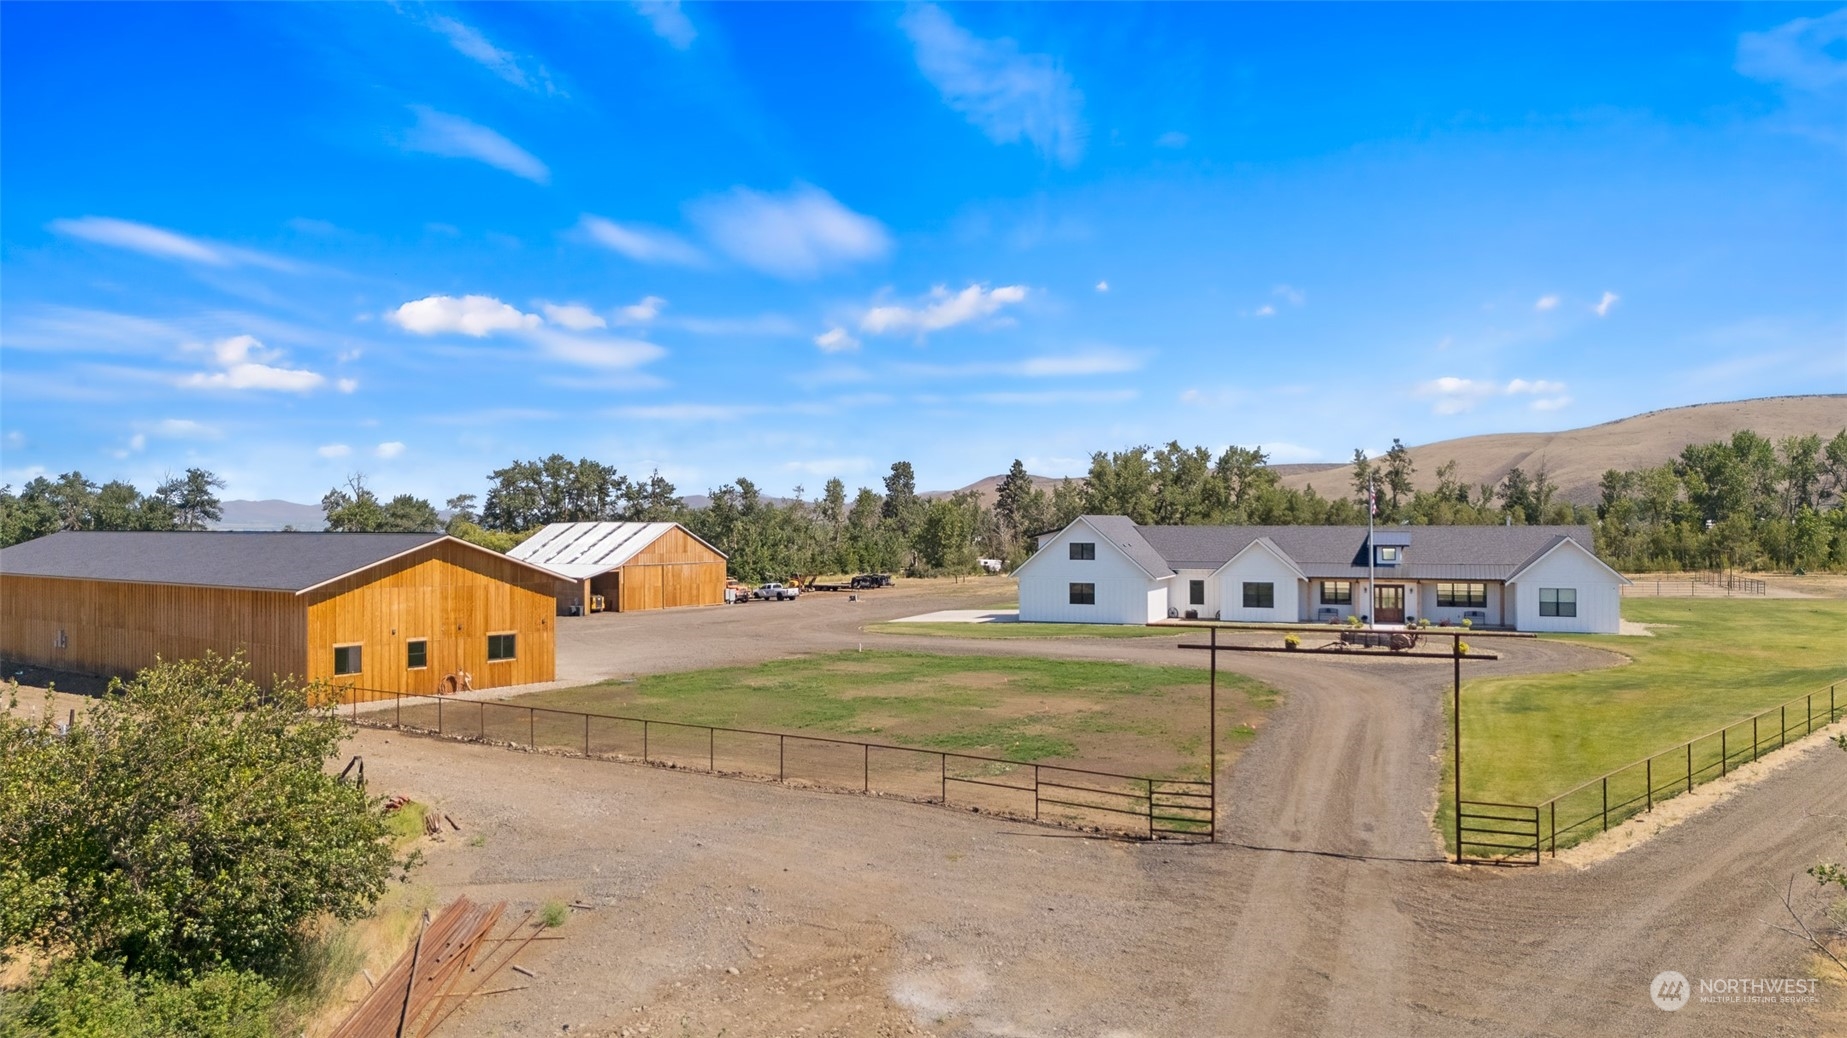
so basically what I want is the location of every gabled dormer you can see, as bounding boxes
[1371,530,1411,566]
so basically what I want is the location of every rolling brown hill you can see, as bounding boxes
[1276,395,1846,504]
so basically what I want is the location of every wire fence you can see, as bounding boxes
[334,686,1214,842]
[1621,572,1768,597]
[1533,680,1842,856]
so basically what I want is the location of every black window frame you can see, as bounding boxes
[1068,582,1096,605]
[1436,582,1488,608]
[1189,579,1206,606]
[1069,541,1096,561]
[487,632,518,661]
[1539,587,1577,617]
[1242,582,1275,609]
[333,644,362,676]
[406,638,428,670]
[1320,580,1352,605]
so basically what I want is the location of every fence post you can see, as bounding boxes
[1833,684,1837,724]
[1686,742,1692,794]
[1645,757,1652,812]
[584,714,590,757]
[862,743,869,793]
[1601,776,1608,832]
[643,720,649,764]
[1549,800,1556,857]
[940,755,947,804]
[1753,716,1759,762]
[1147,778,1155,839]
[1034,765,1041,822]
[708,727,715,773]
[778,735,784,782]
[1781,705,1786,750]
[1721,728,1727,776]
[1808,694,1814,736]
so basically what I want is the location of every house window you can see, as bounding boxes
[1242,582,1274,609]
[1437,582,1488,608]
[1376,546,1400,564]
[487,633,517,661]
[406,639,428,670]
[1320,580,1352,605]
[333,644,362,676]
[1189,580,1205,606]
[1069,542,1096,561]
[1539,588,1577,617]
[1069,582,1096,605]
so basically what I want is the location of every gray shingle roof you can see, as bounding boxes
[1077,515,1175,580]
[1126,522,1596,580]
[0,531,448,591]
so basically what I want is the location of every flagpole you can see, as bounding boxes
[1367,473,1376,630]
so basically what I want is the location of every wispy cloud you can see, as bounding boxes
[1416,375,1571,415]
[966,388,1137,406]
[814,327,860,353]
[578,215,704,265]
[387,293,665,371]
[620,295,667,323]
[1737,9,1847,93]
[540,302,607,331]
[899,3,1086,165]
[425,14,556,94]
[632,1,696,49]
[688,186,890,278]
[318,444,351,458]
[1272,284,1307,306]
[861,283,1027,336]
[1094,280,1109,293]
[609,403,745,422]
[1594,290,1620,317]
[1534,294,1560,311]
[374,441,407,459]
[404,107,550,184]
[897,348,1142,379]
[49,216,295,271]
[181,335,327,393]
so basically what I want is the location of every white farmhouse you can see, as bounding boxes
[1015,516,1630,634]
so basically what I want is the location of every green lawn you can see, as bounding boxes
[1444,598,1847,851]
[865,621,1185,640]
[496,650,1276,782]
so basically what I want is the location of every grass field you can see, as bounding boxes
[1444,598,1847,851]
[494,650,1276,783]
[864,621,1184,640]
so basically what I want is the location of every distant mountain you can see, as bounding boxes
[211,499,326,531]
[922,473,1068,507]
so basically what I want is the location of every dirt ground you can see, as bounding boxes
[11,580,1846,1035]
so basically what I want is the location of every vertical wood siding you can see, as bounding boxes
[614,527,726,611]
[0,575,306,683]
[302,541,557,692]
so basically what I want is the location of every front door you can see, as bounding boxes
[1375,585,1405,624]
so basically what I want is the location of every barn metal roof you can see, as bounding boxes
[506,521,726,580]
[0,531,449,592]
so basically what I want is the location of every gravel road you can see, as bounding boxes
[329,584,1845,1036]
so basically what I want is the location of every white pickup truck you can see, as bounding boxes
[752,581,801,601]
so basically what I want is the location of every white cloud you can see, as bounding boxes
[860,284,1028,336]
[899,3,1086,165]
[1418,375,1571,415]
[404,106,550,184]
[151,418,219,439]
[1535,294,1560,311]
[1253,304,1277,318]
[1737,9,1847,93]
[374,441,407,459]
[1530,396,1574,412]
[1095,280,1109,293]
[541,302,607,330]
[578,215,704,265]
[610,403,744,422]
[180,335,326,393]
[389,294,543,337]
[620,295,667,322]
[1505,378,1567,395]
[318,444,351,458]
[426,14,554,93]
[897,348,1142,379]
[966,388,1137,406]
[632,1,696,49]
[337,378,359,394]
[814,327,860,353]
[522,326,665,370]
[48,216,293,271]
[688,186,890,278]
[1594,291,1620,317]
[1155,131,1188,149]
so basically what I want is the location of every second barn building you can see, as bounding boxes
[509,521,728,615]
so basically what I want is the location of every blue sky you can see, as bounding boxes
[3,2,1843,504]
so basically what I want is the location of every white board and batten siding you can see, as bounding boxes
[1210,543,1305,624]
[1507,540,1624,634]
[1017,523,1167,625]
[1168,568,1218,619]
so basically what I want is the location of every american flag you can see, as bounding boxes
[1368,483,1376,516]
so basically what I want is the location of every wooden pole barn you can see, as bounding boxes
[0,531,558,697]
[507,521,728,615]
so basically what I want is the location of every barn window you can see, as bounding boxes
[406,639,428,670]
[333,644,362,676]
[1189,580,1205,605]
[1242,582,1274,609]
[1539,588,1577,617]
[487,633,517,661]
[1320,581,1352,605]
[1068,582,1096,605]
[1437,582,1488,608]
[1069,542,1096,560]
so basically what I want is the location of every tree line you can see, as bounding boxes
[6,428,1844,575]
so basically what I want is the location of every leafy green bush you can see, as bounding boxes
[0,654,411,977]
[0,959,276,1038]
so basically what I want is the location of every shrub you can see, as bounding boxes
[539,901,569,928]
[1344,614,1363,628]
[1457,641,1471,655]
[0,959,277,1038]
[1283,633,1301,650]
[1460,617,1473,629]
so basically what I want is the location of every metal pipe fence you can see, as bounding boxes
[333,686,1213,842]
[1533,681,1841,856]
[1621,573,1767,597]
